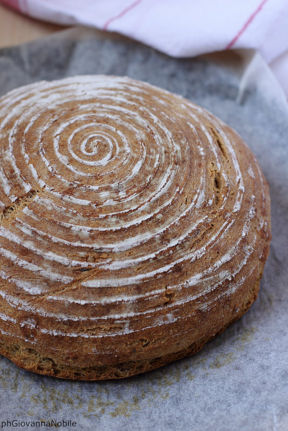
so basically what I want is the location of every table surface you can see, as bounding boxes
[0,3,64,48]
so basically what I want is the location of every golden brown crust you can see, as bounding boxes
[0,76,271,380]
[0,276,262,380]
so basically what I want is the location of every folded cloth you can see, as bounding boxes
[2,0,288,97]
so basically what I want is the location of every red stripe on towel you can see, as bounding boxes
[226,0,269,50]
[103,0,143,30]
[1,0,20,10]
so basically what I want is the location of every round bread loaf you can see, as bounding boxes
[0,75,271,380]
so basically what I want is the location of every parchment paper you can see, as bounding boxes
[0,28,287,431]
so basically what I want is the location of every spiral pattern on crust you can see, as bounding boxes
[0,76,270,358]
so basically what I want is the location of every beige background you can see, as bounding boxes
[0,3,64,48]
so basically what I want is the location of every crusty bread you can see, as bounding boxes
[0,75,271,380]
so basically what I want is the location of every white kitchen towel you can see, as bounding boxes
[2,0,288,96]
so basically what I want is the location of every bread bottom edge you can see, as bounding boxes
[0,281,259,381]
